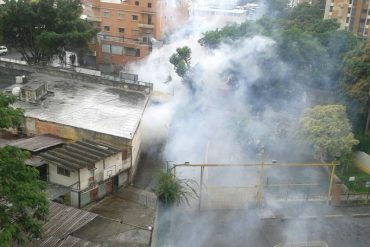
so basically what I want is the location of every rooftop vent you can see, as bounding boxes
[20,81,48,103]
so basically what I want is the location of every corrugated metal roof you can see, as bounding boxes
[11,135,65,153]
[39,139,121,170]
[24,202,99,247]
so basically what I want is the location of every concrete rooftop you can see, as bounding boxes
[14,73,149,139]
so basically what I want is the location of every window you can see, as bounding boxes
[57,166,70,177]
[148,2,152,8]
[104,26,110,31]
[132,15,138,21]
[347,7,351,14]
[118,12,124,19]
[330,6,333,12]
[102,44,111,53]
[103,11,110,17]
[135,1,139,6]
[346,17,350,23]
[123,47,140,57]
[112,45,123,55]
[148,14,152,24]
[118,27,125,33]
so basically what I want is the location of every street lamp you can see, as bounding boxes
[148,226,154,246]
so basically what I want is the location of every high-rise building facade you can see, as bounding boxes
[84,0,188,71]
[324,0,370,37]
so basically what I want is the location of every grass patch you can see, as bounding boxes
[337,165,370,193]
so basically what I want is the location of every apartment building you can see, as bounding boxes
[324,0,370,37]
[84,0,188,71]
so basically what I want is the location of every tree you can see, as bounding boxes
[342,42,370,112]
[0,92,24,129]
[0,92,47,245]
[156,171,198,207]
[0,0,96,64]
[169,46,191,78]
[0,146,48,245]
[299,105,359,162]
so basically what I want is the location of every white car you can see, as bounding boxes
[0,46,8,55]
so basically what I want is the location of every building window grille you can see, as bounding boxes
[148,2,152,8]
[119,27,125,33]
[104,26,110,31]
[103,11,110,17]
[57,166,70,177]
[118,12,124,19]
[132,15,138,21]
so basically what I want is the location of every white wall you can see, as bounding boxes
[102,153,123,180]
[79,167,92,190]
[78,152,123,190]
[48,163,79,187]
[131,121,143,177]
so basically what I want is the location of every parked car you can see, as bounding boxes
[0,46,8,55]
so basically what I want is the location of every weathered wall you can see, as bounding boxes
[0,60,153,93]
[80,168,92,190]
[130,119,144,180]
[25,117,131,148]
[49,163,79,187]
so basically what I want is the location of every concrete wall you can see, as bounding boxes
[48,163,79,187]
[0,60,153,93]
[80,167,92,190]
[25,117,131,148]
[130,120,143,179]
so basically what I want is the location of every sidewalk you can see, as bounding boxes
[72,188,156,247]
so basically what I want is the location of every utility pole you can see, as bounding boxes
[365,89,370,134]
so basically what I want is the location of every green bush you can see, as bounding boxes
[156,171,198,207]
[356,134,370,153]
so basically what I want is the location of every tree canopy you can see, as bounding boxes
[0,146,48,245]
[0,92,24,129]
[197,3,360,113]
[341,42,370,114]
[0,92,47,245]
[169,46,191,78]
[0,0,96,64]
[299,105,359,161]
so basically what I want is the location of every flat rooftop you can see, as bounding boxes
[14,73,149,139]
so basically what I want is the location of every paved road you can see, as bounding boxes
[167,204,370,247]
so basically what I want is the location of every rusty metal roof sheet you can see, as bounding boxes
[39,139,121,170]
[11,134,65,153]
[24,202,99,247]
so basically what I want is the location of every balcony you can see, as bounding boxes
[138,23,155,29]
[87,15,102,22]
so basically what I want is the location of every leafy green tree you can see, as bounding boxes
[263,0,289,18]
[0,92,24,129]
[342,42,370,111]
[169,46,191,78]
[0,146,48,245]
[156,171,198,207]
[299,105,359,162]
[0,0,96,64]
[0,92,47,245]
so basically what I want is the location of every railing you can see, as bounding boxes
[98,33,152,46]
[138,23,155,29]
[0,57,27,65]
[0,54,153,92]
